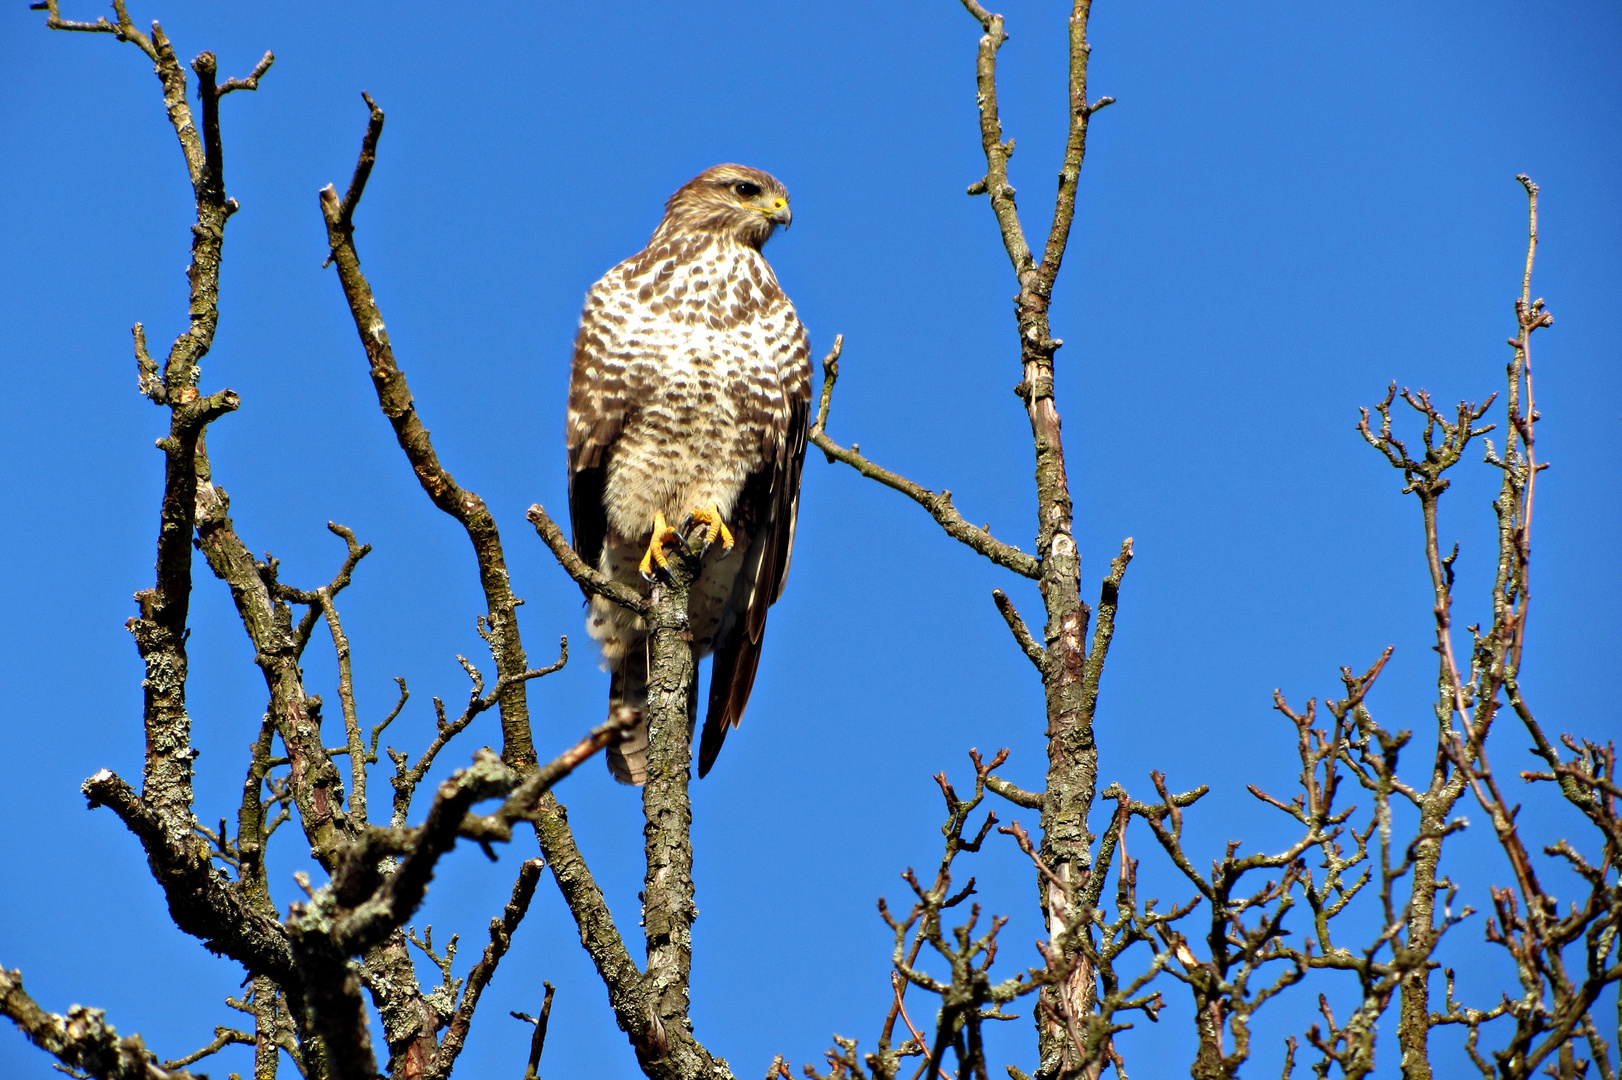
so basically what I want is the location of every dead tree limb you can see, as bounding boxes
[319,92,535,770]
[0,968,205,1080]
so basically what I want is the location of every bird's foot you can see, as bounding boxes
[637,511,683,581]
[638,505,734,580]
[683,502,735,557]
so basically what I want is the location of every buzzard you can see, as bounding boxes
[566,164,811,784]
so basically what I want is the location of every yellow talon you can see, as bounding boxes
[639,505,733,579]
[687,502,734,556]
[638,511,682,580]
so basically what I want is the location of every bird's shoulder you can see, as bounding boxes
[585,233,720,302]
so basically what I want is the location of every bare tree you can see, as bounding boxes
[5,3,1617,1080]
[790,4,1620,1074]
[7,6,625,1080]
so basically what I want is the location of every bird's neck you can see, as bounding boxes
[648,220,765,254]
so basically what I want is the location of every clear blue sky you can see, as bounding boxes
[2,2,1617,1077]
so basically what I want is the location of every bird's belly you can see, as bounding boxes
[601,353,775,543]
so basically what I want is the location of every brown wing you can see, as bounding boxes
[565,284,631,575]
[697,376,810,778]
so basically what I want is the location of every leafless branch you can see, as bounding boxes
[428,859,547,1080]
[509,981,556,1080]
[808,340,1042,580]
[526,504,649,613]
[0,967,204,1080]
[160,1026,255,1070]
[319,91,538,768]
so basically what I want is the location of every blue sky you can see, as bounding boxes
[2,2,1618,1077]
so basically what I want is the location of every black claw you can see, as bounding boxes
[673,516,712,557]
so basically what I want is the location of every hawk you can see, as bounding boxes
[565,164,811,784]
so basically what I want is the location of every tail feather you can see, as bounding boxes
[697,527,772,779]
[605,706,646,785]
[698,629,764,778]
[605,643,700,785]
[605,649,649,785]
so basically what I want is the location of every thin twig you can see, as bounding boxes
[512,981,555,1080]
[160,1027,255,1069]
[891,973,951,1080]
[428,859,547,1080]
[526,504,648,613]
[808,340,1041,580]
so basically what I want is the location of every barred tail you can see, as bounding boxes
[605,648,649,785]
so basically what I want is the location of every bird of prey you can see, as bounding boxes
[565,164,811,784]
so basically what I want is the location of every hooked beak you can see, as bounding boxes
[767,198,792,228]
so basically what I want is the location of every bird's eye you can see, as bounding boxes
[734,181,762,198]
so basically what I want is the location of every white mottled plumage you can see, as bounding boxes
[565,165,811,784]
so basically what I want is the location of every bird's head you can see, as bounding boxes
[658,164,791,249]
